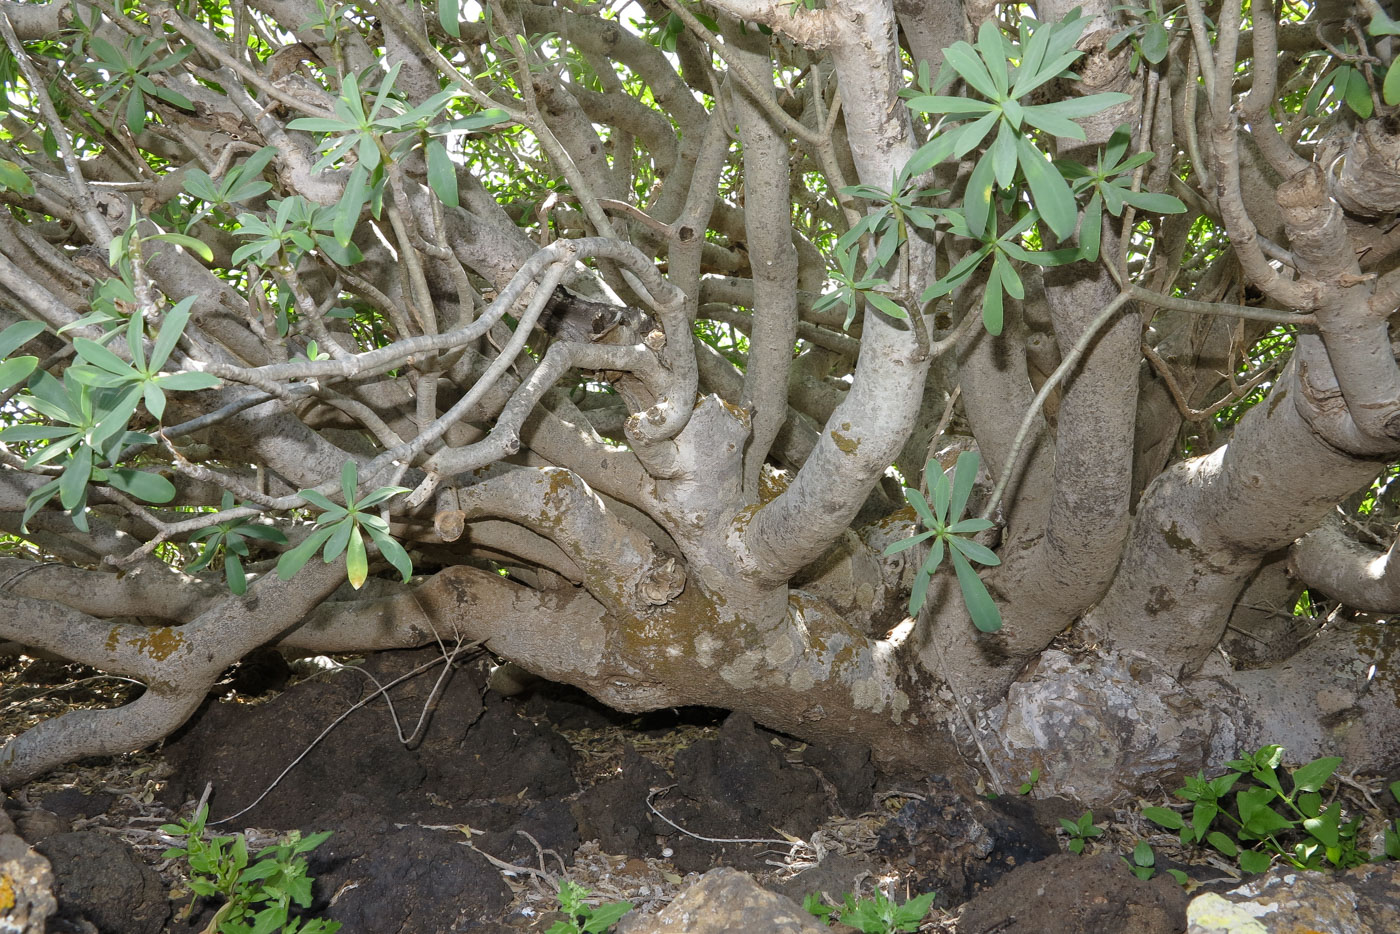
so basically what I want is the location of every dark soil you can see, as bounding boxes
[2,647,1192,933]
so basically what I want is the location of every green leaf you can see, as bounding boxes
[335,163,368,246]
[345,526,368,588]
[0,355,38,391]
[125,88,147,135]
[149,232,213,262]
[1139,22,1169,64]
[865,291,908,320]
[340,459,359,503]
[982,265,1005,336]
[1142,806,1184,830]
[948,517,993,534]
[1238,849,1272,874]
[905,487,938,528]
[975,20,1009,98]
[991,119,1018,189]
[151,296,197,371]
[949,534,1001,566]
[582,901,633,933]
[1119,189,1187,215]
[1206,831,1237,857]
[905,95,996,115]
[100,467,174,504]
[1344,67,1374,118]
[438,0,461,37]
[964,151,997,239]
[277,526,337,580]
[947,451,978,522]
[942,41,1000,100]
[74,337,138,378]
[1386,63,1400,106]
[1291,756,1342,794]
[59,444,93,510]
[1079,192,1103,262]
[426,138,459,208]
[1133,840,1154,867]
[367,527,413,582]
[951,548,1002,632]
[883,530,936,555]
[1016,134,1077,240]
[0,158,34,195]
[155,371,220,391]
[0,319,45,359]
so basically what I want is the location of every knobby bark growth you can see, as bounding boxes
[1,0,1398,803]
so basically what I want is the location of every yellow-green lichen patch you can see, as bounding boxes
[830,422,860,455]
[130,626,186,661]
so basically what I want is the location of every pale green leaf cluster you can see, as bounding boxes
[275,460,413,590]
[883,451,1002,633]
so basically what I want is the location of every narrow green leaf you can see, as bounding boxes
[965,152,997,239]
[0,319,45,359]
[949,534,1001,566]
[1345,67,1374,118]
[426,138,459,208]
[149,232,213,262]
[951,548,1002,632]
[438,0,461,37]
[0,356,38,391]
[905,95,996,115]
[1119,189,1187,214]
[276,526,337,580]
[0,158,34,195]
[991,119,1018,189]
[345,526,368,588]
[143,381,166,421]
[1016,134,1077,240]
[367,527,413,582]
[982,265,1005,336]
[125,88,147,135]
[1079,192,1103,262]
[909,566,931,615]
[1305,68,1336,115]
[1019,103,1089,140]
[942,41,1000,100]
[340,460,359,503]
[975,20,1009,98]
[155,371,220,391]
[947,451,978,522]
[1143,806,1185,830]
[952,110,999,159]
[905,487,938,528]
[74,337,136,377]
[104,467,176,502]
[356,484,410,509]
[59,444,93,510]
[336,163,368,246]
[882,530,936,555]
[1385,63,1400,106]
[151,295,196,371]
[225,551,247,594]
[948,517,993,534]
[865,291,908,320]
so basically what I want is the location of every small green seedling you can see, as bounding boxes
[803,889,936,933]
[1018,768,1042,796]
[1059,810,1104,854]
[1142,745,1394,875]
[546,880,632,934]
[160,804,340,934]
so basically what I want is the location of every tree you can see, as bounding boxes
[1,0,1397,804]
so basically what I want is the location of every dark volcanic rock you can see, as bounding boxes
[875,777,1059,906]
[37,831,168,934]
